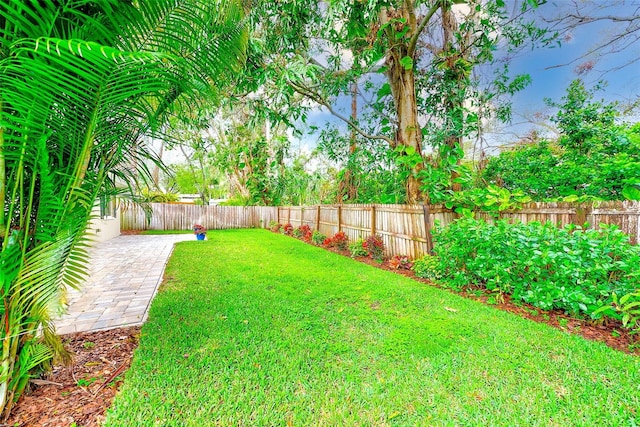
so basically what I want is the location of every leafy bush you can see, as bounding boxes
[295,224,313,242]
[282,223,294,236]
[268,221,282,233]
[140,189,180,203]
[323,231,349,250]
[593,290,640,335]
[348,239,368,258]
[363,235,384,260]
[433,218,640,318]
[481,83,640,202]
[311,231,326,246]
[412,255,441,280]
[388,255,413,270]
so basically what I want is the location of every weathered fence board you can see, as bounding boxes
[121,201,640,257]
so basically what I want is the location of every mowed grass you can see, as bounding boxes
[106,229,639,426]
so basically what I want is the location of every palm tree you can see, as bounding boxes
[0,0,247,417]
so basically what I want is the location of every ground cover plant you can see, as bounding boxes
[424,218,640,325]
[106,229,639,426]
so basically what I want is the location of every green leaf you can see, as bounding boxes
[399,56,413,71]
[377,83,392,100]
[622,185,640,201]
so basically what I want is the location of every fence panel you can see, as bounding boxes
[120,203,277,231]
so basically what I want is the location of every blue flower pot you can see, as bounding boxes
[196,233,206,241]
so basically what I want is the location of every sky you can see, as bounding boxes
[292,0,640,158]
[501,0,640,145]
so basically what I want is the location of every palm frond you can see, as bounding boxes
[0,0,248,418]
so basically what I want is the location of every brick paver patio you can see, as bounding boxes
[54,234,194,335]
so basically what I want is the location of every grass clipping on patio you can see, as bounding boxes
[105,229,639,426]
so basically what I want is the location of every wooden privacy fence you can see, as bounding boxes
[276,204,453,259]
[273,201,640,256]
[121,201,640,259]
[120,203,277,231]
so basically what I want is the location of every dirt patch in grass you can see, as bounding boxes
[7,326,140,427]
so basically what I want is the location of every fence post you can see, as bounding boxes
[316,205,321,231]
[575,204,592,228]
[337,205,342,232]
[422,203,434,254]
[301,207,305,226]
[371,205,376,236]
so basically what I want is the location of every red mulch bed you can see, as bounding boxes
[7,237,637,426]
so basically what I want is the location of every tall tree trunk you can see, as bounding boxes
[381,7,424,204]
[338,81,359,202]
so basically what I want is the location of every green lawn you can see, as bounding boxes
[106,229,639,426]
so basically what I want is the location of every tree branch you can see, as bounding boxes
[408,0,442,57]
[549,13,640,25]
[287,79,395,146]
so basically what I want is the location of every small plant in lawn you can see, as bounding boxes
[268,221,282,233]
[82,341,95,350]
[388,255,413,270]
[311,231,326,246]
[282,223,294,236]
[349,239,368,258]
[412,254,441,280]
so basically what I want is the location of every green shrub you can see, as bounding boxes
[348,239,368,258]
[268,221,282,233]
[412,255,440,279]
[433,218,640,318]
[311,231,326,246]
